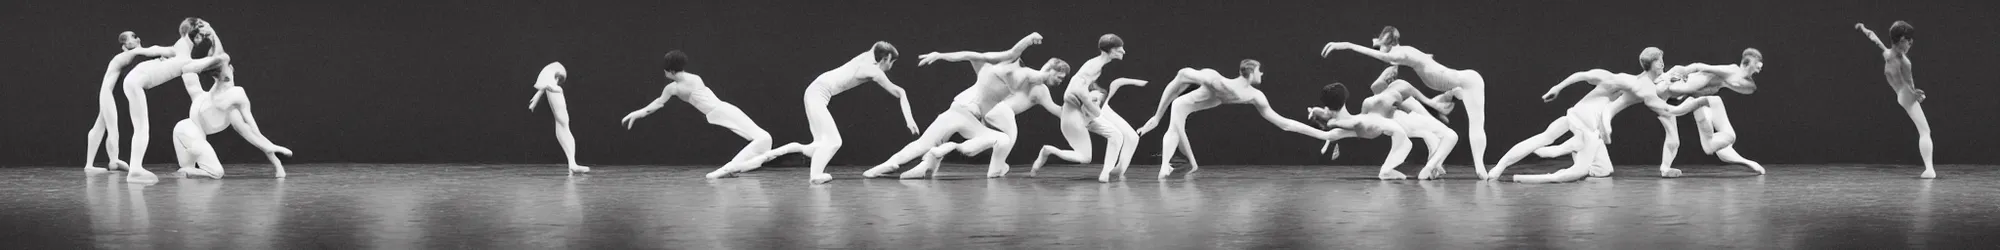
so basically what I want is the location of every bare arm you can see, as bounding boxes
[1063,89,1102,119]
[1322,42,1401,63]
[1254,96,1332,140]
[1543,70,1610,102]
[1369,66,1400,92]
[528,90,544,111]
[871,72,919,134]
[917,32,1043,66]
[1641,89,1708,117]
[1030,85,1064,115]
[1101,78,1147,108]
[1856,23,1889,51]
[620,84,681,129]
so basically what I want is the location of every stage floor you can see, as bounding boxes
[2,162,1995,249]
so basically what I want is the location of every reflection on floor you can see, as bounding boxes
[0,163,1994,249]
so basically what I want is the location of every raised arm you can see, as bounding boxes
[1857,23,1889,51]
[870,72,919,134]
[620,84,681,129]
[1543,69,1611,102]
[917,32,1043,67]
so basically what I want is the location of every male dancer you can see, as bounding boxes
[1858,21,1935,178]
[528,62,589,174]
[1485,59,1719,182]
[1308,68,1465,180]
[118,18,232,183]
[618,50,778,179]
[746,42,917,184]
[1134,60,1350,178]
[1026,34,1150,182]
[86,31,165,173]
[1535,48,1767,177]
[1323,26,1495,172]
[169,51,294,179]
[864,34,1071,179]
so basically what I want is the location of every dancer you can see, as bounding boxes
[617,50,777,179]
[1323,26,1495,173]
[86,31,166,173]
[528,62,590,174]
[1533,48,1668,162]
[863,33,1070,179]
[169,53,295,179]
[1308,69,1466,180]
[118,18,233,183]
[1026,34,1150,182]
[1134,59,1350,178]
[1858,21,1934,178]
[1485,63,1716,183]
[741,42,916,184]
[1536,48,1767,177]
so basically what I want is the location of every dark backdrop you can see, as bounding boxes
[6,1,1997,168]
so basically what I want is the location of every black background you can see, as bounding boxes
[6,1,1997,167]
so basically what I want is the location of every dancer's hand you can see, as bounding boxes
[906,120,920,134]
[1854,23,1867,31]
[1136,119,1160,134]
[1321,42,1356,57]
[620,111,647,130]
[1540,92,1559,103]
[918,52,943,66]
[1026,32,1044,45]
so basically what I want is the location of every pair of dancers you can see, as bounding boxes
[86,18,292,183]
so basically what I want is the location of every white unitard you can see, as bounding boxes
[172,67,292,179]
[1031,55,1145,182]
[742,50,914,184]
[528,62,589,174]
[868,63,1053,179]
[120,25,230,184]
[620,72,775,178]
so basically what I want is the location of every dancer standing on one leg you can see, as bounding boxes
[1323,26,1495,174]
[169,53,294,179]
[1134,60,1350,178]
[617,50,778,179]
[864,34,1070,179]
[740,42,917,184]
[119,18,233,183]
[86,31,169,173]
[1858,21,1935,178]
[528,62,590,174]
[1028,34,1150,182]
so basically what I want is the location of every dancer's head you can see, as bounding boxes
[872,41,898,71]
[542,62,568,86]
[1373,26,1401,52]
[1098,34,1126,60]
[1039,58,1072,86]
[118,31,141,51]
[1320,82,1350,112]
[662,50,689,81]
[1729,48,1763,94]
[1889,21,1915,51]
[179,17,209,43]
[1239,59,1264,85]
[1639,47,1665,73]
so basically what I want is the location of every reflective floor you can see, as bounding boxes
[3,162,1996,249]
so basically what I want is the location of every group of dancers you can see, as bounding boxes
[83,18,1938,185]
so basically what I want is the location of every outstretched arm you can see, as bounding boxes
[620,84,681,129]
[1101,78,1147,108]
[917,32,1043,67]
[1542,70,1611,102]
[871,72,920,134]
[1254,97,1334,140]
[1856,23,1889,51]
[1323,42,1401,63]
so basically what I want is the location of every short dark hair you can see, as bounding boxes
[872,41,898,62]
[1378,26,1402,46]
[1097,34,1124,53]
[662,50,689,72]
[1239,59,1262,77]
[1889,20,1915,45]
[1320,82,1349,109]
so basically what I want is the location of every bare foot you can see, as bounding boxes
[1920,169,1936,179]
[1029,148,1050,177]
[568,165,591,175]
[126,168,160,184]
[1378,170,1408,180]
[862,164,899,178]
[810,173,834,184]
[1660,168,1683,178]
[1418,167,1446,180]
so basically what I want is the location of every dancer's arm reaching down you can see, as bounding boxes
[528,84,562,111]
[528,89,545,111]
[917,32,1043,67]
[1857,23,1889,51]
[1641,89,1708,117]
[1322,42,1403,63]
[869,71,920,134]
[1253,96,1333,140]
[1031,85,1063,115]
[1139,70,1201,134]
[620,84,681,129]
